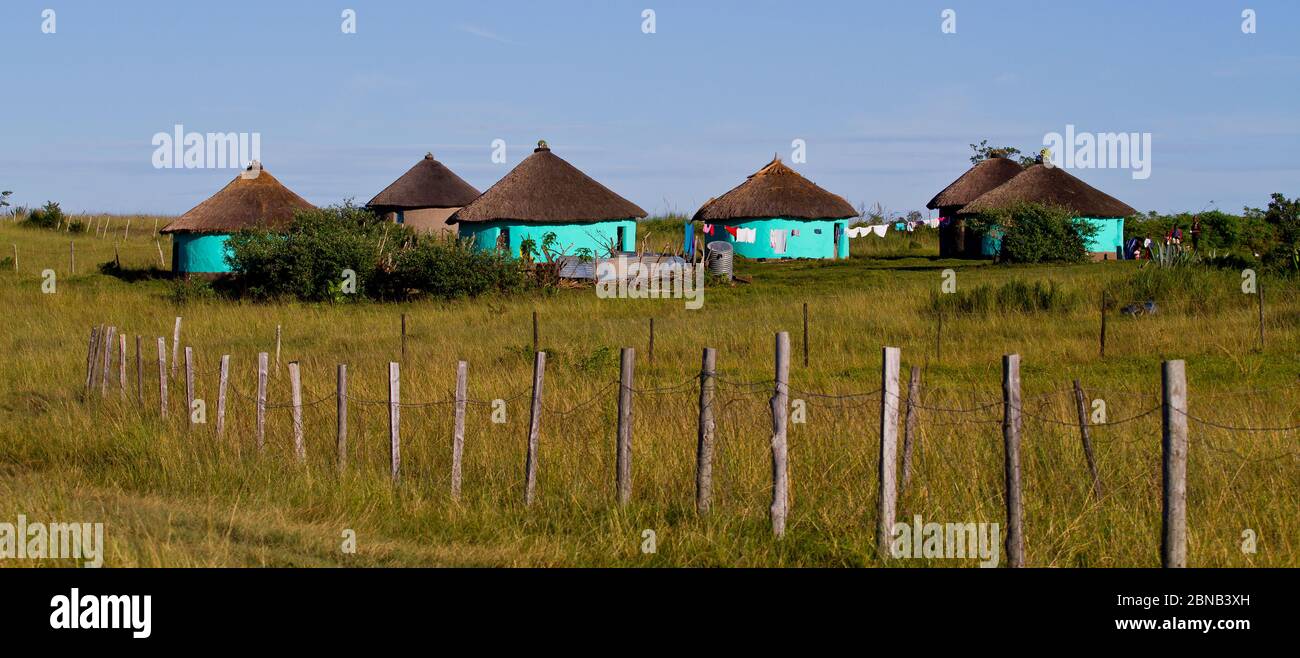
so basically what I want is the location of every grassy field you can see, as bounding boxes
[1,216,1296,567]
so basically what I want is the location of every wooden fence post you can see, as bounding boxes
[256,352,268,451]
[900,365,921,494]
[388,361,401,484]
[216,355,230,439]
[156,337,168,418]
[696,347,717,514]
[289,361,304,462]
[336,364,348,472]
[274,325,282,376]
[616,347,635,505]
[451,361,468,501]
[1072,380,1103,499]
[876,346,901,557]
[171,317,181,378]
[1002,354,1024,568]
[184,346,195,430]
[134,335,143,404]
[531,311,539,354]
[770,332,790,538]
[523,351,546,506]
[118,334,127,396]
[101,326,116,397]
[1161,359,1189,568]
[802,302,809,368]
[84,325,100,393]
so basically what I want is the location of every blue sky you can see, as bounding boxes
[3,0,1298,216]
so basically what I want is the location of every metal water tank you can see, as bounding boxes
[706,241,733,279]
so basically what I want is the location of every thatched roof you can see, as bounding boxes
[959,164,1137,217]
[926,157,1025,210]
[692,156,857,222]
[447,141,646,224]
[160,163,315,234]
[367,153,480,210]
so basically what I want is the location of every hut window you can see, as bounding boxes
[814,228,823,234]
[396,211,405,224]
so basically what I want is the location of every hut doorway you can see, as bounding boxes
[833,223,844,259]
[616,226,627,253]
[496,227,509,252]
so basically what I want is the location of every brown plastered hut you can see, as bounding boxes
[692,156,858,259]
[960,164,1137,260]
[447,141,646,258]
[367,152,481,235]
[926,156,1025,257]
[160,162,315,275]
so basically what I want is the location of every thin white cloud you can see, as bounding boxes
[456,24,517,45]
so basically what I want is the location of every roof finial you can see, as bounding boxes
[535,139,550,152]
[425,151,434,160]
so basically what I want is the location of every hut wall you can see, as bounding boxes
[706,218,847,259]
[459,219,637,258]
[380,207,459,236]
[1078,217,1125,256]
[172,233,234,273]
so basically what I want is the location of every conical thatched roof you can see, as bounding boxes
[161,163,315,234]
[959,164,1136,217]
[447,141,646,224]
[692,156,857,222]
[368,153,480,210]
[926,157,1025,210]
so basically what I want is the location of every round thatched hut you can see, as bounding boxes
[960,164,1136,260]
[692,156,857,259]
[926,156,1025,257]
[447,141,646,258]
[367,153,480,236]
[159,162,315,275]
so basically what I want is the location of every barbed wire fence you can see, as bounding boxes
[78,322,1298,566]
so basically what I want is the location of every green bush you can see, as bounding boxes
[968,202,1096,263]
[226,201,523,302]
[22,201,65,230]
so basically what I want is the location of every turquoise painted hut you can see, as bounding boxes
[960,164,1136,260]
[160,162,315,275]
[692,157,858,260]
[447,141,646,258]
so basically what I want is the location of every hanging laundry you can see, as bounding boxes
[724,225,738,238]
[871,225,887,238]
[769,229,788,254]
[736,227,757,243]
[702,223,714,235]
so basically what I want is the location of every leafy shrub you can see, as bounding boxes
[968,202,1096,263]
[226,202,523,302]
[167,277,216,305]
[930,279,1080,316]
[22,201,65,230]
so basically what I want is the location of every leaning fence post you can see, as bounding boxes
[1161,360,1189,568]
[1072,380,1103,499]
[274,325,282,376]
[451,361,468,501]
[117,334,127,397]
[523,351,546,507]
[216,355,230,439]
[256,352,268,452]
[84,325,100,393]
[532,311,539,354]
[696,347,717,514]
[769,332,790,538]
[101,326,116,397]
[1002,354,1024,568]
[289,361,304,462]
[388,361,401,484]
[336,364,348,473]
[876,346,901,558]
[900,365,921,495]
[156,337,168,418]
[171,317,181,378]
[616,347,635,505]
[184,346,195,430]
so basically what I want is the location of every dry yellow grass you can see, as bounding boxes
[0,216,1295,567]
